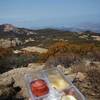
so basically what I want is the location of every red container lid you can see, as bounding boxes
[31,79,49,97]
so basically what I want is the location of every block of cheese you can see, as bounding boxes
[48,75,69,91]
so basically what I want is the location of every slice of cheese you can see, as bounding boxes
[49,75,69,91]
[51,79,69,91]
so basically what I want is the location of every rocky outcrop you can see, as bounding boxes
[0,38,22,48]
[0,62,99,100]
[21,46,48,54]
[0,24,16,32]
[0,63,45,100]
[0,63,57,99]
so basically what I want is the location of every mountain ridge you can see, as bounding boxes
[0,23,100,33]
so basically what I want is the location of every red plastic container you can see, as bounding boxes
[31,79,49,97]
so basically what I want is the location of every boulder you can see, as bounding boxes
[0,65,44,100]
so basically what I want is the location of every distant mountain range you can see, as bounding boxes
[0,23,100,34]
[57,23,100,33]
[0,24,100,48]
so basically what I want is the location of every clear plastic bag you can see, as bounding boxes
[24,68,86,100]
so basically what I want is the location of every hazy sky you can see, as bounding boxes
[0,0,100,28]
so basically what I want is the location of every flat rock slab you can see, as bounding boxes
[0,67,44,99]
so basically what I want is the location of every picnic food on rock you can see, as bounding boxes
[25,68,85,100]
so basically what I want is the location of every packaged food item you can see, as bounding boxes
[24,68,85,100]
[24,73,50,100]
[61,87,85,100]
[31,79,49,97]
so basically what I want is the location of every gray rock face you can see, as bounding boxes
[0,38,22,48]
[0,77,22,100]
[0,66,44,100]
[0,24,15,32]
